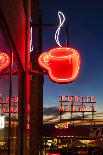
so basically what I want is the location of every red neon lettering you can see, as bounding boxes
[66,105,71,111]
[61,96,66,101]
[86,96,89,102]
[60,96,95,103]
[73,105,76,111]
[5,97,17,103]
[79,106,84,111]
[80,96,85,102]
[0,97,4,103]
[2,106,6,112]
[73,105,79,111]
[12,96,18,103]
[14,105,18,112]
[83,97,86,102]
[58,105,64,111]
[74,96,78,102]
[1,105,18,113]
[68,96,72,102]
[5,97,9,103]
[80,96,83,102]
[10,106,14,112]
[85,105,90,111]
[58,105,95,112]
[0,96,18,104]
[90,96,95,102]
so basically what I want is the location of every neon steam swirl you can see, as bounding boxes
[55,11,65,47]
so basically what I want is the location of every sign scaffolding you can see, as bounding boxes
[58,95,96,127]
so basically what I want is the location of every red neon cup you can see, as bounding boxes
[38,47,81,83]
[0,52,10,72]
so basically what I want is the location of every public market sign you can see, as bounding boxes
[0,96,18,113]
[59,95,96,112]
[59,95,95,103]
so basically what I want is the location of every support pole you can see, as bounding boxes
[8,49,13,155]
[30,0,43,154]
[23,0,31,154]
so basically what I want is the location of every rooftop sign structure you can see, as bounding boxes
[59,95,96,112]
[58,95,96,127]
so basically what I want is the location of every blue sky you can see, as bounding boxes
[39,0,103,123]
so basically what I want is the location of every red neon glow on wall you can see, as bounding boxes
[38,47,80,83]
[0,52,10,72]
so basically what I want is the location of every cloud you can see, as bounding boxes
[43,106,60,117]
[43,106,61,123]
[43,107,103,125]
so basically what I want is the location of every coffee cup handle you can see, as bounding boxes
[38,53,50,69]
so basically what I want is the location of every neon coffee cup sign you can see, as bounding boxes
[38,47,80,83]
[38,11,81,83]
[0,52,10,72]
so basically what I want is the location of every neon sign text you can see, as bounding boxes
[0,52,10,72]
[0,96,18,103]
[59,105,96,112]
[0,96,18,113]
[59,96,95,103]
[1,106,18,113]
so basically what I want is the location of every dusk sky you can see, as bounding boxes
[39,0,103,123]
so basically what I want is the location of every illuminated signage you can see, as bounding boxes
[0,52,10,72]
[55,11,65,47]
[38,12,81,83]
[0,96,18,113]
[1,106,18,113]
[0,96,18,103]
[59,95,96,112]
[0,116,5,129]
[59,105,96,112]
[38,47,80,83]
[30,26,33,52]
[59,96,95,103]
